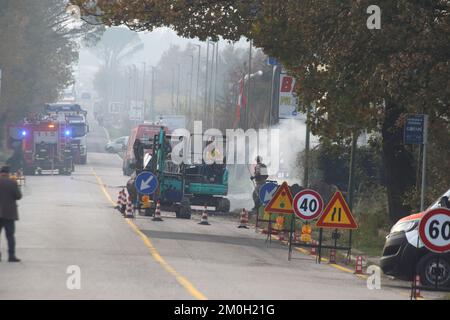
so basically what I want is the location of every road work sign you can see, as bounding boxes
[259,182,278,206]
[265,181,293,214]
[418,208,450,253]
[316,191,358,229]
[293,189,324,221]
[135,171,158,195]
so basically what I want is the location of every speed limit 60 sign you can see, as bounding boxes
[293,189,324,221]
[418,208,450,253]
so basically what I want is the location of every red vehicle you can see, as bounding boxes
[122,123,168,176]
[6,119,74,175]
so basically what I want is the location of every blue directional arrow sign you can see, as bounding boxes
[259,182,278,206]
[135,171,158,195]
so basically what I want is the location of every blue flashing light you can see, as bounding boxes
[21,130,27,137]
[65,130,72,137]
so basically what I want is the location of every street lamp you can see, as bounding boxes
[193,44,201,120]
[243,69,263,129]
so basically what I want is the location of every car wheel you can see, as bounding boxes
[417,253,450,287]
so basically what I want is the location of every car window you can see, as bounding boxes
[428,188,450,210]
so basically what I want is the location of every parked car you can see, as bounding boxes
[380,188,450,287]
[105,136,128,153]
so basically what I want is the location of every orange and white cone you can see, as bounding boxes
[238,208,249,229]
[293,231,301,243]
[413,275,423,299]
[310,240,317,256]
[354,256,364,274]
[116,189,126,214]
[152,200,163,221]
[329,249,337,264]
[199,205,210,225]
[125,196,134,218]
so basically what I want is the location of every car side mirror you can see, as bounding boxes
[439,196,450,209]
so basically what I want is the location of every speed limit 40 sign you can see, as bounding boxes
[293,189,324,221]
[418,208,450,253]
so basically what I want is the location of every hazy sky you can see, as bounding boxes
[75,27,249,95]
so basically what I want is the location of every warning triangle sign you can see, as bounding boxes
[316,191,358,229]
[264,181,293,214]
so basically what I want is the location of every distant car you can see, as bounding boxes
[380,188,450,287]
[105,136,128,153]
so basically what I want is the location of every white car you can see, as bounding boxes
[105,136,128,153]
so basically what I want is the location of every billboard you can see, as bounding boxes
[278,73,301,119]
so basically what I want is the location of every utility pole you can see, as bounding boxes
[245,39,253,130]
[268,64,279,127]
[347,129,359,262]
[212,42,219,128]
[151,67,156,121]
[188,55,194,114]
[0,68,3,99]
[141,62,146,122]
[171,67,175,114]
[204,38,210,122]
[194,44,201,120]
[208,41,216,127]
[176,63,181,114]
[303,105,311,188]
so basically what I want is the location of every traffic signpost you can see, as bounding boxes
[314,191,358,264]
[135,171,158,195]
[264,181,293,214]
[411,208,450,298]
[263,181,294,244]
[288,189,324,260]
[404,114,429,211]
[315,191,358,229]
[255,181,278,232]
[293,189,324,221]
[259,182,278,206]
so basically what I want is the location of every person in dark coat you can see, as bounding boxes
[0,166,22,262]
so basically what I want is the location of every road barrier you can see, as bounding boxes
[116,189,126,214]
[412,275,423,299]
[354,256,364,274]
[152,200,163,221]
[329,248,337,264]
[238,208,249,229]
[198,205,210,225]
[125,196,135,219]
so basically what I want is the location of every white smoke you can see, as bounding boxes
[227,117,319,210]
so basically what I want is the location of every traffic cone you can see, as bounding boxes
[310,240,317,256]
[125,196,134,218]
[152,200,163,221]
[354,256,364,274]
[116,189,125,213]
[198,205,210,225]
[278,231,286,241]
[413,275,423,299]
[238,208,249,229]
[294,231,301,243]
[329,249,337,264]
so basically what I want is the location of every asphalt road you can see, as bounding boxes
[0,118,422,300]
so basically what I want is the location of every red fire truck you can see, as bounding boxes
[6,119,74,175]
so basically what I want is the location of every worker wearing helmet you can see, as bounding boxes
[251,156,268,211]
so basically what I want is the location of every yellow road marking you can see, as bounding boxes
[91,168,207,300]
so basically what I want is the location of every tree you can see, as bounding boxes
[0,0,103,147]
[72,0,449,221]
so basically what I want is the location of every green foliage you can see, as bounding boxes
[0,0,103,147]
